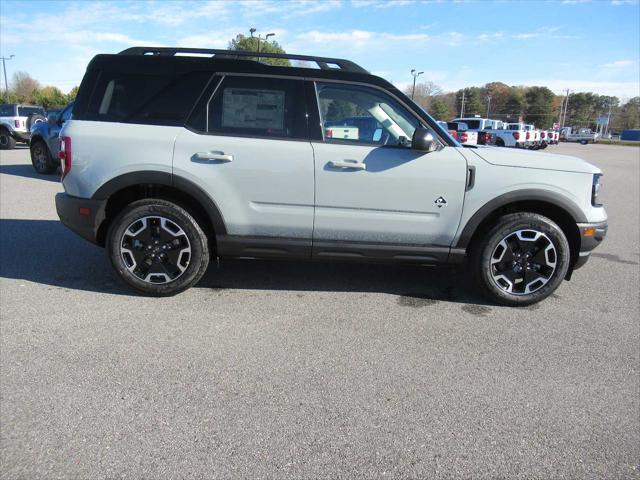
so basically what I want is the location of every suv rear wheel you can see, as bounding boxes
[471,212,570,306]
[30,139,57,174]
[0,127,16,150]
[107,199,210,296]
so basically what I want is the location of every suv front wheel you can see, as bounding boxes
[107,199,210,296]
[471,213,570,306]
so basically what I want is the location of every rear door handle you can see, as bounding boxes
[193,151,233,162]
[329,160,366,170]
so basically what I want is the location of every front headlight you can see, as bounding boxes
[592,174,603,206]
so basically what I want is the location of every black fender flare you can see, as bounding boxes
[455,189,587,249]
[92,171,227,235]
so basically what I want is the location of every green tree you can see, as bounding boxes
[67,86,79,102]
[429,96,452,120]
[455,87,483,117]
[620,96,640,129]
[33,86,68,109]
[480,82,511,116]
[228,34,289,66]
[524,86,555,128]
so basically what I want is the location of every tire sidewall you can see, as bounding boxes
[107,199,209,296]
[30,140,56,174]
[0,128,15,150]
[474,213,570,306]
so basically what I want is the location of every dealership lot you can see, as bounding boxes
[1,144,638,478]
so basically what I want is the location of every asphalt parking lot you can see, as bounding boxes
[1,143,638,479]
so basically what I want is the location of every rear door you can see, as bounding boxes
[174,74,315,258]
[309,81,468,261]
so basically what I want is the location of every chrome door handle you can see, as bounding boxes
[329,160,366,170]
[193,151,233,162]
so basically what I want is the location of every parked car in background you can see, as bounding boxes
[504,123,528,148]
[29,101,74,174]
[325,116,384,143]
[564,128,598,145]
[438,121,478,145]
[0,103,46,149]
[523,124,542,149]
[453,117,513,148]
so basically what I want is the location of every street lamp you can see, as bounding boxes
[249,28,256,38]
[1,54,14,94]
[410,69,423,99]
[257,32,275,62]
[485,95,492,118]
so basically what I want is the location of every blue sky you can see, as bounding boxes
[1,0,639,99]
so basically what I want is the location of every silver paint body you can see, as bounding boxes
[60,115,606,249]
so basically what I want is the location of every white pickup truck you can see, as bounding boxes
[523,124,542,149]
[453,117,519,148]
[563,128,598,145]
[504,123,529,148]
[437,121,478,145]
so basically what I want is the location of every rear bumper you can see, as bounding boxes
[11,130,30,142]
[55,193,107,245]
[573,221,608,270]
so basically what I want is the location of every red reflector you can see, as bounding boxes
[513,132,520,140]
[60,136,72,178]
[460,132,468,143]
[526,132,531,140]
[79,207,91,216]
[325,129,332,138]
[14,120,20,128]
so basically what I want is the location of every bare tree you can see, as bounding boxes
[403,81,442,110]
[12,71,40,103]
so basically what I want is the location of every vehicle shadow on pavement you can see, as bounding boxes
[0,164,61,183]
[0,218,490,305]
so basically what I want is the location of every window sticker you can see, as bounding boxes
[221,88,285,130]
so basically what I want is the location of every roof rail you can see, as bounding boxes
[118,47,369,74]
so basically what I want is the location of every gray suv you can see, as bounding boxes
[55,47,607,305]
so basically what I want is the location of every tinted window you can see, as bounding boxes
[464,120,481,129]
[0,105,15,116]
[86,72,211,125]
[18,106,45,117]
[204,76,307,139]
[316,82,419,146]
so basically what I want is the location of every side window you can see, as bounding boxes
[316,82,420,146]
[205,76,307,140]
[0,105,15,116]
[86,72,212,126]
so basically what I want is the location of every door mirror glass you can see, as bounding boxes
[412,126,437,152]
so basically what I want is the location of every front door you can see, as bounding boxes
[311,81,467,260]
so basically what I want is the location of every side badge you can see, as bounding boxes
[434,196,448,208]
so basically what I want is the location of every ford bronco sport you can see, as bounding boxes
[55,47,607,305]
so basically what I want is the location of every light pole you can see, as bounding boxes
[485,95,492,118]
[1,54,14,94]
[410,69,423,99]
[256,32,275,62]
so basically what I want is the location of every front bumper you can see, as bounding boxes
[55,193,107,245]
[573,221,608,270]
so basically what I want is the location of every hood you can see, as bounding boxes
[470,146,601,174]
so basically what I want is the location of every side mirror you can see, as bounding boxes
[411,126,437,152]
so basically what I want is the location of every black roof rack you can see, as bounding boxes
[118,47,369,74]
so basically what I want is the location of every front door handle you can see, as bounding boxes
[328,160,366,170]
[193,151,233,162]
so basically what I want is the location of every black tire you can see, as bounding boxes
[26,113,46,131]
[107,199,210,296]
[539,143,548,149]
[30,139,57,174]
[580,139,588,145]
[0,127,16,150]
[495,138,505,147]
[470,212,570,306]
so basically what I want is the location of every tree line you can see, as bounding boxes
[405,81,640,131]
[0,71,78,110]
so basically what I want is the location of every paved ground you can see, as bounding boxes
[1,143,638,479]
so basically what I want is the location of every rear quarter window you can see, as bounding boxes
[85,71,212,126]
[0,105,16,116]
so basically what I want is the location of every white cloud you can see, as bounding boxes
[601,60,634,68]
